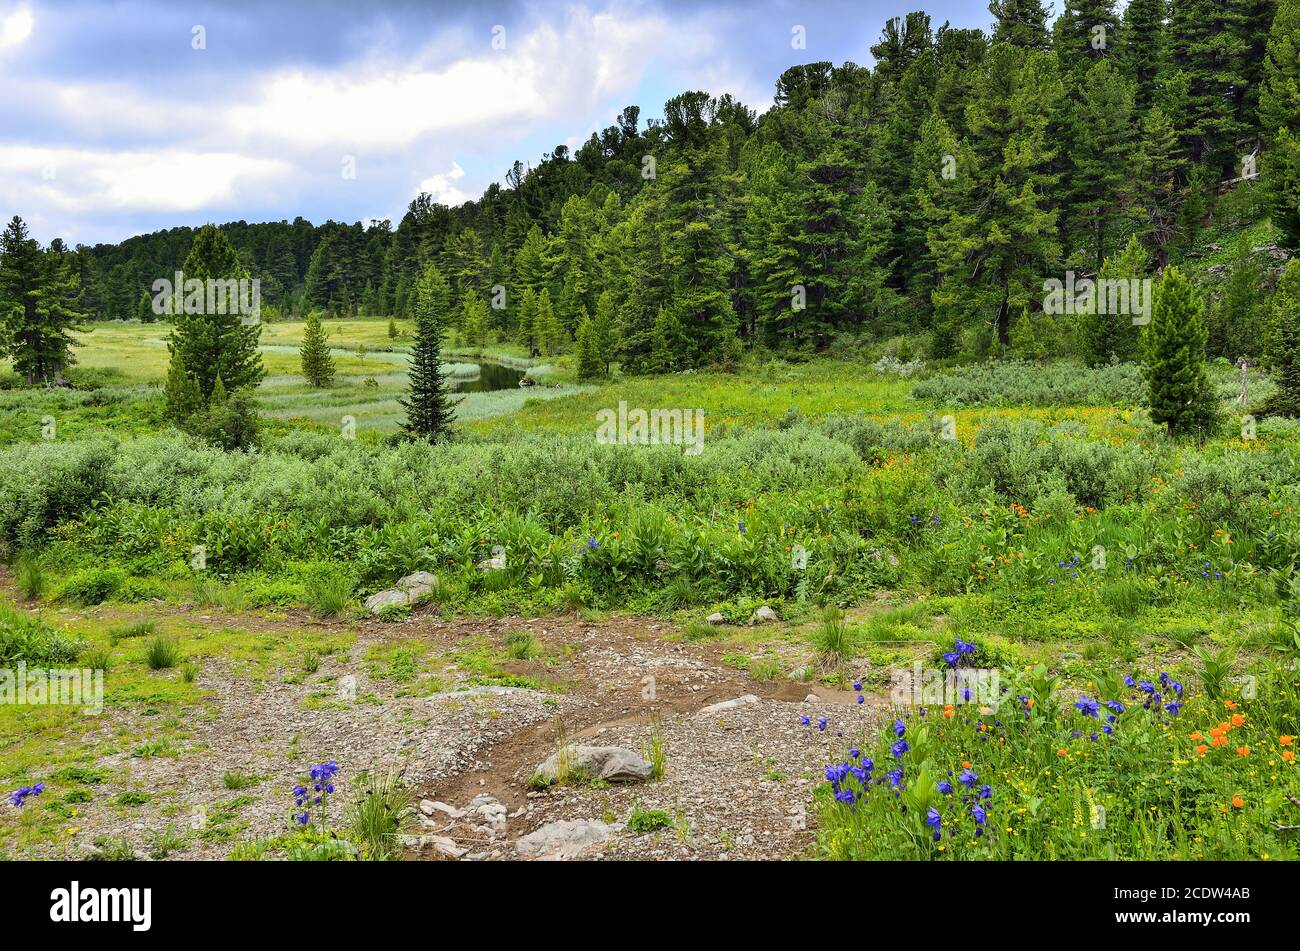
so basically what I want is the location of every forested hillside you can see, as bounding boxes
[51,0,1290,368]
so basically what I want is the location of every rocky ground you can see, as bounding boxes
[2,590,893,861]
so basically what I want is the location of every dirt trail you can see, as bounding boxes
[0,587,891,860]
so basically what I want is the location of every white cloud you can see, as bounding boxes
[0,8,32,47]
[0,145,293,215]
[415,162,471,207]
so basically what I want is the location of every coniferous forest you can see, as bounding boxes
[5,1,1300,884]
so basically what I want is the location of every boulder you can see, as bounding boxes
[532,745,653,785]
[515,819,614,860]
[751,605,779,624]
[706,612,726,625]
[364,571,437,614]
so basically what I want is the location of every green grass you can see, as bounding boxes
[143,635,182,670]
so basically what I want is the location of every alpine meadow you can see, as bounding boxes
[5,0,1300,892]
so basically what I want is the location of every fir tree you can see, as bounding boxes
[1144,266,1217,436]
[299,310,336,387]
[400,264,460,442]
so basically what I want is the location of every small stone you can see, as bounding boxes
[706,612,726,625]
[696,694,760,718]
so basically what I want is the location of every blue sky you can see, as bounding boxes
[0,1,1054,246]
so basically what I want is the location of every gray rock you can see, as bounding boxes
[695,694,760,718]
[532,745,653,784]
[364,571,438,614]
[420,799,463,819]
[751,605,779,624]
[426,685,542,704]
[706,612,726,624]
[477,553,507,571]
[515,819,614,860]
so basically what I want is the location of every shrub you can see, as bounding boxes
[58,566,127,605]
[912,361,1147,408]
[0,603,82,665]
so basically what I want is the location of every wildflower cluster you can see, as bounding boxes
[292,760,339,826]
[8,782,45,808]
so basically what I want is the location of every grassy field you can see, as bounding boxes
[1,322,1298,860]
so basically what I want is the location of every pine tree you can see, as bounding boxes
[652,93,740,367]
[1262,0,1300,248]
[589,290,617,375]
[460,289,489,347]
[168,224,264,403]
[1144,266,1217,436]
[163,350,203,422]
[1214,238,1267,359]
[930,46,1062,347]
[387,318,399,339]
[0,216,87,385]
[575,311,602,380]
[989,0,1052,50]
[1080,235,1149,365]
[1066,60,1141,272]
[1119,0,1168,113]
[401,264,460,442]
[1168,0,1249,173]
[1264,258,1300,414]
[518,286,540,352]
[1136,107,1187,265]
[533,288,563,356]
[299,310,336,387]
[1057,0,1121,66]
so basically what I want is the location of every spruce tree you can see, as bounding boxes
[1057,0,1121,65]
[0,216,87,385]
[400,264,460,443]
[1144,265,1217,436]
[299,310,336,387]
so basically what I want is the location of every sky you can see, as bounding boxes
[0,0,1043,247]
